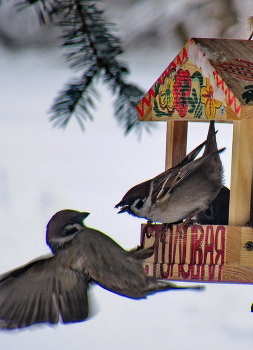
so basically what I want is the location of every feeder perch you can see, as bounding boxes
[138,38,253,283]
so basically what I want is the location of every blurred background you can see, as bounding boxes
[0,0,252,349]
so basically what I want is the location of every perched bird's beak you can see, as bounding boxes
[114,202,129,214]
[116,206,129,214]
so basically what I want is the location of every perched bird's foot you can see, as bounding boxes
[176,222,186,238]
[146,220,153,238]
[161,223,172,230]
[176,221,194,238]
[147,220,153,229]
[145,222,169,247]
[177,220,192,238]
[143,220,154,238]
[159,223,172,244]
[177,214,200,237]
[142,221,166,248]
[153,229,165,247]
[186,218,198,225]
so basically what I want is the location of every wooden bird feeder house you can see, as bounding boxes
[138,38,253,284]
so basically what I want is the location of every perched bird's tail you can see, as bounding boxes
[203,121,224,182]
[203,120,218,156]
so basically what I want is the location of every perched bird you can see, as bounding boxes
[195,185,230,225]
[115,121,225,225]
[0,210,202,330]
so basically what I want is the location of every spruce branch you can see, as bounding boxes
[16,0,154,136]
[114,82,157,137]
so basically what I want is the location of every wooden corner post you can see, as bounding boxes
[229,119,253,226]
[165,121,188,169]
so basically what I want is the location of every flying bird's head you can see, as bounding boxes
[46,209,90,253]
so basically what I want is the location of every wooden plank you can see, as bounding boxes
[141,223,253,283]
[165,121,188,169]
[228,119,253,225]
[195,38,253,107]
[240,227,253,266]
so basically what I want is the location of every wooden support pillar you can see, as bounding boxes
[229,119,253,226]
[165,121,188,169]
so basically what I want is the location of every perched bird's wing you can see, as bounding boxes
[149,136,208,203]
[0,255,90,330]
[114,132,207,211]
[152,148,225,203]
[175,138,207,167]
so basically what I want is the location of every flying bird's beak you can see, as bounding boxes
[75,212,90,223]
[79,212,90,219]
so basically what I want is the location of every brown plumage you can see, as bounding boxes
[0,210,203,330]
[115,121,225,225]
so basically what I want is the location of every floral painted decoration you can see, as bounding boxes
[173,69,192,117]
[201,81,222,119]
[154,68,222,119]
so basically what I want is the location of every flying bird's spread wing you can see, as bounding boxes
[0,255,89,329]
[0,209,205,330]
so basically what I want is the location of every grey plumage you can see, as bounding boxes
[115,121,225,225]
[0,210,202,330]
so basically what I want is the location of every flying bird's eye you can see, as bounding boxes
[63,225,79,236]
[135,199,144,209]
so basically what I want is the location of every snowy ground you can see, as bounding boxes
[0,43,252,350]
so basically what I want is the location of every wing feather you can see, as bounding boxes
[0,256,89,329]
[152,148,225,203]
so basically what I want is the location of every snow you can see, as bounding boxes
[0,35,251,350]
[188,41,226,102]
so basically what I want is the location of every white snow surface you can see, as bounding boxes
[0,40,251,350]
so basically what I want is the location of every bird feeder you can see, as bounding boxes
[138,38,253,283]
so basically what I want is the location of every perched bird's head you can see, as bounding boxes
[46,210,89,253]
[115,180,151,219]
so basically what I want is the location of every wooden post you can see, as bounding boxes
[229,119,253,226]
[165,121,188,169]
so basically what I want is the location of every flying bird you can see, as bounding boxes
[115,121,225,226]
[0,210,202,330]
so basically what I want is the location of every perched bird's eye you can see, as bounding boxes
[135,199,144,209]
